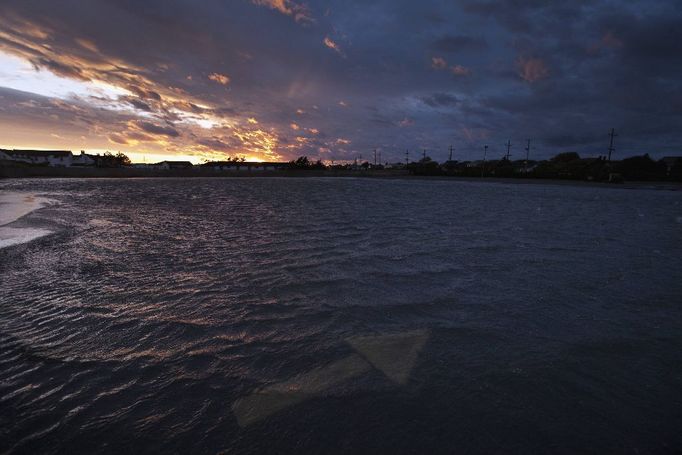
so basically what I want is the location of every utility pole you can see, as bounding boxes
[449,145,454,162]
[481,145,488,178]
[373,149,377,166]
[378,150,382,167]
[607,128,617,162]
[524,138,531,173]
[405,149,409,165]
[505,140,512,161]
[423,149,426,160]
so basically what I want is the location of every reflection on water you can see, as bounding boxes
[234,330,429,426]
[0,178,681,453]
[233,354,372,427]
[348,330,429,385]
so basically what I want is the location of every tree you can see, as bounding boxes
[115,152,131,166]
[617,154,665,181]
[290,156,311,169]
[551,152,580,163]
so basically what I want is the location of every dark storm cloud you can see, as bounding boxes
[135,121,180,138]
[0,0,680,161]
[431,35,488,53]
[422,93,460,108]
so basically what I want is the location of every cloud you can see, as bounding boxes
[250,0,313,24]
[421,93,459,108]
[0,0,680,162]
[431,57,447,69]
[208,73,230,85]
[133,121,180,138]
[323,36,344,56]
[431,35,488,53]
[516,57,549,82]
[450,65,471,76]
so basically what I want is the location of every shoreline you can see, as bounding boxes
[0,192,54,249]
[2,169,681,191]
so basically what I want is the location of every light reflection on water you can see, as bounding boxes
[0,177,681,453]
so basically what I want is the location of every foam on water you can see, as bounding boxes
[0,226,54,248]
[0,191,54,248]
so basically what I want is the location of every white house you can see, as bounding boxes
[3,149,74,167]
[71,151,96,167]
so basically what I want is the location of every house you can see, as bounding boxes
[3,149,74,167]
[202,161,288,172]
[661,156,681,176]
[71,151,96,167]
[155,161,194,170]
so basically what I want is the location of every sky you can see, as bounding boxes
[0,0,680,163]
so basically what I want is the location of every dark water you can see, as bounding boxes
[1,177,681,454]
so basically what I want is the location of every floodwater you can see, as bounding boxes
[1,177,681,453]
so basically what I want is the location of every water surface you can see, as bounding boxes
[1,178,681,453]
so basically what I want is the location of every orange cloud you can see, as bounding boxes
[323,36,344,56]
[251,0,313,23]
[208,72,230,85]
[517,57,549,83]
[75,38,98,53]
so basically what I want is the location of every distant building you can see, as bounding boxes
[661,156,681,176]
[155,161,194,170]
[2,149,74,167]
[201,161,288,172]
[71,151,96,167]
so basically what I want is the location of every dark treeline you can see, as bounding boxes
[292,152,682,182]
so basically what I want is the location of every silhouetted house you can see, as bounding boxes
[440,160,459,173]
[661,156,681,176]
[202,161,288,172]
[155,161,194,170]
[3,149,73,167]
